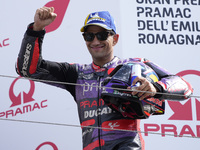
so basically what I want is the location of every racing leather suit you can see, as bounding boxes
[16,23,193,150]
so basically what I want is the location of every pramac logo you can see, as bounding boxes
[144,70,200,137]
[36,141,58,150]
[0,77,48,118]
[44,0,70,33]
[0,38,9,48]
[0,0,71,118]
[9,77,35,107]
[168,70,200,121]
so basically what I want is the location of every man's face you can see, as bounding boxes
[84,25,118,66]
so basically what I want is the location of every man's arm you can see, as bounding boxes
[16,7,78,97]
[143,59,193,100]
[17,6,57,77]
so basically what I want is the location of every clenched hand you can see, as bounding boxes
[33,7,57,31]
[129,76,157,100]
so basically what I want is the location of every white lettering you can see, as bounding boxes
[108,122,120,129]
[84,107,114,119]
[21,43,32,76]
[83,81,103,95]
[82,128,93,137]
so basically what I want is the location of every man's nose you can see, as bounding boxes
[91,36,101,44]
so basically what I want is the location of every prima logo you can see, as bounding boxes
[82,81,103,95]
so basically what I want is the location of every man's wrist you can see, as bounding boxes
[33,23,45,31]
[27,23,46,37]
[152,82,163,98]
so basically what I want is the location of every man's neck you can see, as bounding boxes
[93,57,114,67]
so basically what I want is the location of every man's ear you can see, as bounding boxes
[113,34,119,46]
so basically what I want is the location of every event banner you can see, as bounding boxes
[120,1,200,150]
[0,0,199,150]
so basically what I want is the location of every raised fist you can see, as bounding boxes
[33,7,57,31]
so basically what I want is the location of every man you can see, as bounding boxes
[16,7,193,150]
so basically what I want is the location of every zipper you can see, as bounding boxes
[97,76,102,150]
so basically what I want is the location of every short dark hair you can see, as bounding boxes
[84,26,116,35]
